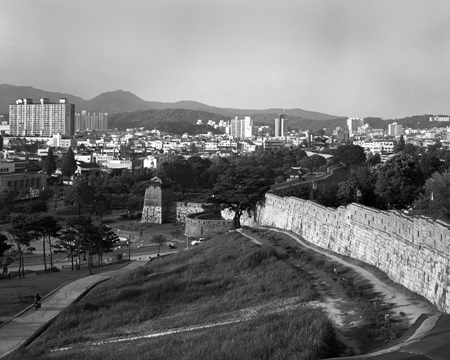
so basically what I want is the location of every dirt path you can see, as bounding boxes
[243,227,441,355]
[266,228,439,324]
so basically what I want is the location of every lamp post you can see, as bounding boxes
[127,238,131,260]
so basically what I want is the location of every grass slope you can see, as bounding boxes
[9,232,341,360]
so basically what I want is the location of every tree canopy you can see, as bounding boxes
[208,165,271,227]
[43,147,57,176]
[413,170,450,220]
[61,147,78,177]
[394,135,406,153]
[332,145,366,167]
[375,154,424,209]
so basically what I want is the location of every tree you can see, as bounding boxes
[403,143,419,159]
[187,156,212,189]
[419,149,443,180]
[61,147,78,178]
[366,152,381,167]
[209,165,271,228]
[0,233,10,258]
[92,191,112,220]
[156,157,196,192]
[152,234,167,256]
[43,147,57,176]
[300,154,327,173]
[95,224,118,267]
[206,157,230,188]
[64,176,96,215]
[0,188,15,223]
[314,183,340,207]
[413,170,450,220]
[337,166,377,207]
[35,215,62,273]
[7,214,37,278]
[375,154,424,210]
[332,145,366,168]
[66,216,92,270]
[58,228,78,271]
[394,135,406,153]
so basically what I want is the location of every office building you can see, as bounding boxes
[9,98,75,137]
[230,116,253,139]
[275,114,286,137]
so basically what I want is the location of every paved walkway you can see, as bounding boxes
[0,260,144,359]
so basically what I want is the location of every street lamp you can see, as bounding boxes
[127,239,131,260]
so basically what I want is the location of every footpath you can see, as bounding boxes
[0,260,143,359]
[240,228,450,360]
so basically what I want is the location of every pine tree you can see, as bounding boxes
[61,147,78,178]
[43,147,57,176]
[394,134,406,153]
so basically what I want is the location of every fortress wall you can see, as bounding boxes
[142,202,204,224]
[185,213,234,238]
[227,194,450,312]
[173,202,205,224]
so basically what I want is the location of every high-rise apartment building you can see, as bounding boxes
[230,116,253,139]
[388,122,403,136]
[346,117,364,133]
[75,111,108,131]
[274,114,286,137]
[9,98,75,137]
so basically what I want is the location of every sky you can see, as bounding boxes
[2,0,450,119]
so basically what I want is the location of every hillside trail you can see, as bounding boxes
[237,228,440,355]
[264,228,439,322]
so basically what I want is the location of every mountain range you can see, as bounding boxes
[0,84,338,120]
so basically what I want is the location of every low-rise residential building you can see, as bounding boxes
[353,140,395,155]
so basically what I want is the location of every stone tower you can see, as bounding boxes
[141,176,174,224]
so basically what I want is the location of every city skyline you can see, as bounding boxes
[2,0,450,119]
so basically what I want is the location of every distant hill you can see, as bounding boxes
[0,84,86,113]
[0,84,339,121]
[108,108,349,132]
[110,109,229,133]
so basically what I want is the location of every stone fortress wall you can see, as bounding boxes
[184,212,234,238]
[228,193,450,312]
[142,202,204,224]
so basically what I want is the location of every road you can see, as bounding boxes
[8,242,183,272]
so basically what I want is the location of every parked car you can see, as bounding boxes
[190,238,205,246]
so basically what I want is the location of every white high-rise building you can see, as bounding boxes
[230,116,253,139]
[75,111,108,131]
[274,114,286,137]
[347,117,364,133]
[388,122,403,136]
[9,98,75,137]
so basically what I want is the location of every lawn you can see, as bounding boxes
[7,232,342,360]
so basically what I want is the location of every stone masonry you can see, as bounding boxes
[223,193,450,313]
[140,176,205,224]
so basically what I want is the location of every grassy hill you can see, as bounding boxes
[13,232,340,360]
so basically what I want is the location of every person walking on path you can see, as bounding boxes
[34,293,42,310]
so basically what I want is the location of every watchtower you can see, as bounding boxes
[141,176,174,223]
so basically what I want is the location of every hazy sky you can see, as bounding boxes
[2,0,450,118]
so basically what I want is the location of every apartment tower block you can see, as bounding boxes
[9,98,75,137]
